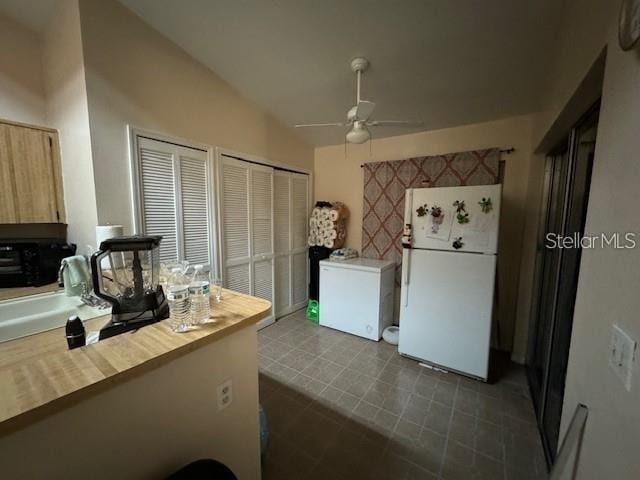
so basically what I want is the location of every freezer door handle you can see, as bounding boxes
[404,189,413,223]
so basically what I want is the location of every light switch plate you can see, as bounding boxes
[609,324,636,391]
[217,379,233,411]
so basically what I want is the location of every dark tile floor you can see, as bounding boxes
[258,310,548,480]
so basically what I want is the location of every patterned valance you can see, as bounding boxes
[362,148,501,267]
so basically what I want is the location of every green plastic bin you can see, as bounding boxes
[306,300,319,323]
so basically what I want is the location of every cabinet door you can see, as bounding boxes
[0,124,18,223]
[7,126,60,222]
[0,122,64,223]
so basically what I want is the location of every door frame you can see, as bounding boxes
[525,103,599,465]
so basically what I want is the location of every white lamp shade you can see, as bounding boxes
[346,122,371,144]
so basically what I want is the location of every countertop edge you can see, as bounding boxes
[0,294,270,436]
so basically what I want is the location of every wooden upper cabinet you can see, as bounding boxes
[0,120,65,224]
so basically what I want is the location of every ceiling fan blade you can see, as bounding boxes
[354,100,376,120]
[368,120,424,128]
[294,122,344,128]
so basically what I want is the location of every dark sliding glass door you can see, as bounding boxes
[526,105,599,464]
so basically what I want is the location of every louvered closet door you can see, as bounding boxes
[178,152,210,267]
[251,165,275,325]
[273,172,291,316]
[138,137,179,263]
[219,156,275,327]
[137,137,210,267]
[291,174,309,308]
[220,157,251,295]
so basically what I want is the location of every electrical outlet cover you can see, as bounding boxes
[609,325,636,391]
[217,379,233,410]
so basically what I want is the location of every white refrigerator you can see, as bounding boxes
[398,184,501,380]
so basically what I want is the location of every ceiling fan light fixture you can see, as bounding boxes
[294,58,420,144]
[346,122,370,144]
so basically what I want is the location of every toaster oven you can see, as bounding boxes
[0,239,76,287]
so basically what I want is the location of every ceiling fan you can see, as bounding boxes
[295,57,423,144]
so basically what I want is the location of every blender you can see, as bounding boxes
[91,235,169,340]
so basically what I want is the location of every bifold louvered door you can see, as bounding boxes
[219,155,275,327]
[136,136,211,268]
[274,172,291,316]
[273,171,309,317]
[290,174,310,309]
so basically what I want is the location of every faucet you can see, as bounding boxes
[78,280,110,309]
[58,262,66,287]
[58,258,109,309]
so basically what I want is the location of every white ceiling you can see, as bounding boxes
[2,0,565,146]
[0,0,56,33]
[119,0,564,146]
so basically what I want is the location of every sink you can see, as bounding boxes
[0,291,110,343]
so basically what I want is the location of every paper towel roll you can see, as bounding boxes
[96,225,124,250]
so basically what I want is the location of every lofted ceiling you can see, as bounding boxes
[2,0,565,147]
[0,0,56,33]
[120,0,564,146]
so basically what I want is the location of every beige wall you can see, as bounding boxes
[0,327,261,479]
[511,0,640,477]
[553,3,639,478]
[42,0,98,252]
[314,115,535,352]
[511,0,615,375]
[78,0,313,233]
[0,13,47,126]
[533,0,614,147]
[510,148,546,363]
[0,1,98,251]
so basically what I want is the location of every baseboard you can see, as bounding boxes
[510,352,526,365]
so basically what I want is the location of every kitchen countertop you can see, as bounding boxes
[0,283,60,302]
[0,288,271,434]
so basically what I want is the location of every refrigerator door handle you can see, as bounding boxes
[402,188,413,308]
[402,249,410,307]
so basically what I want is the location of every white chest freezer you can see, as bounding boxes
[319,258,396,341]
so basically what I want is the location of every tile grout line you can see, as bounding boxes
[383,359,424,480]
[260,315,342,475]
[346,339,402,438]
[300,334,380,476]
[437,376,459,479]
[260,318,543,480]
[311,323,452,478]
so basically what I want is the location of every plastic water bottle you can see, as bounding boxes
[189,265,212,324]
[167,267,192,332]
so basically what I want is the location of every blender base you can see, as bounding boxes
[98,304,170,340]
